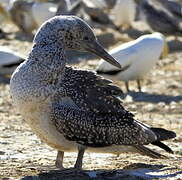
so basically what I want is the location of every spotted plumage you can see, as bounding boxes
[61,67,126,113]
[52,104,156,147]
[10,15,176,169]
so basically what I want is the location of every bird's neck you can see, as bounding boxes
[28,40,66,73]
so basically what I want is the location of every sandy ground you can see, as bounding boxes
[0,23,182,180]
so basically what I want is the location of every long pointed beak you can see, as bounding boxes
[84,41,122,69]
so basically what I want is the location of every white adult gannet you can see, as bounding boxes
[97,32,169,92]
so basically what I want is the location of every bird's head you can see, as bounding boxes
[34,15,121,69]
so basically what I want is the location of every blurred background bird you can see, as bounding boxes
[8,0,81,34]
[159,0,182,19]
[0,0,11,24]
[139,0,182,36]
[110,0,136,30]
[0,46,25,77]
[9,0,37,34]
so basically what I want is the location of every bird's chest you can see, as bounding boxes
[24,102,58,144]
[10,63,77,151]
[13,95,53,137]
[14,97,77,151]
[11,83,76,151]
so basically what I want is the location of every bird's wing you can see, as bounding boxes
[97,64,131,76]
[97,44,138,74]
[51,66,157,147]
[97,49,133,71]
[61,66,127,114]
[51,103,157,147]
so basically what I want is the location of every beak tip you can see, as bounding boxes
[118,64,122,69]
[88,41,122,69]
[115,62,122,69]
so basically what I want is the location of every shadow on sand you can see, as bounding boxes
[21,163,182,180]
[126,91,182,104]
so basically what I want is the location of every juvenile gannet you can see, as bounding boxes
[97,32,169,92]
[10,16,175,169]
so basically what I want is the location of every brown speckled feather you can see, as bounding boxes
[51,104,157,147]
[61,66,129,114]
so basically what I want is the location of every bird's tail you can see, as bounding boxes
[133,145,167,159]
[151,141,173,154]
[134,127,176,158]
[151,127,176,141]
[150,127,176,154]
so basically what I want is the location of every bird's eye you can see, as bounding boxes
[84,36,89,40]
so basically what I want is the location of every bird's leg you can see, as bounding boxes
[136,80,141,92]
[74,145,86,169]
[125,81,130,92]
[55,150,64,169]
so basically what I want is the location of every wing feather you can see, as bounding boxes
[51,104,156,147]
[62,66,128,114]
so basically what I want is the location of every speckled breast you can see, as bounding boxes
[10,64,77,152]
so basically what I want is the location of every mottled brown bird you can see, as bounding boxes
[10,16,175,169]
